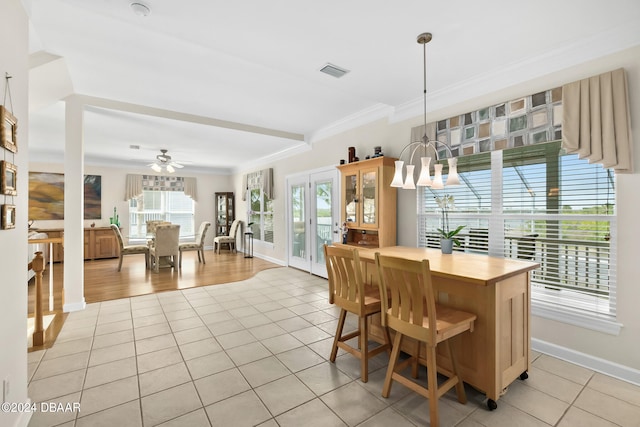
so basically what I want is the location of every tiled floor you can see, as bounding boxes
[27,267,640,427]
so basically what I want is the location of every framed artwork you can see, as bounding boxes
[1,160,17,196]
[1,204,16,229]
[0,105,17,153]
[28,172,102,220]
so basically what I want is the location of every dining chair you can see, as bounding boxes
[110,224,149,271]
[178,221,211,268]
[375,253,477,427]
[324,244,391,383]
[213,219,241,254]
[149,224,180,272]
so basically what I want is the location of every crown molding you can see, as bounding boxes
[307,103,393,144]
[233,142,312,174]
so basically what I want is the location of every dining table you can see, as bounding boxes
[342,244,540,409]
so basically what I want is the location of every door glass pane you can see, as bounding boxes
[362,170,377,224]
[345,174,357,223]
[315,180,332,266]
[291,184,306,258]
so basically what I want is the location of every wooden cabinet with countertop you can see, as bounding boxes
[34,227,119,262]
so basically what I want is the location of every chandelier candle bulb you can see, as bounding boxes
[403,165,416,189]
[416,157,433,186]
[390,160,405,187]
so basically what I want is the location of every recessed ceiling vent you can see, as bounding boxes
[319,63,350,78]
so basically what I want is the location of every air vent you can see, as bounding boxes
[319,63,350,78]
[130,145,140,150]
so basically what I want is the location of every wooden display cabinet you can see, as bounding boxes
[34,227,119,262]
[337,156,397,248]
[214,192,235,237]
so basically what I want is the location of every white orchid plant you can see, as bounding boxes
[434,194,465,247]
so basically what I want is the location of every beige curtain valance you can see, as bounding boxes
[242,168,274,201]
[124,174,198,201]
[562,68,633,173]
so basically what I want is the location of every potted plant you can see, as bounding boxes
[434,194,465,254]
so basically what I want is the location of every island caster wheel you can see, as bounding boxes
[487,399,497,411]
[520,371,529,380]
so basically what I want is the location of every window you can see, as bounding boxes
[248,187,274,243]
[418,141,618,330]
[129,190,194,239]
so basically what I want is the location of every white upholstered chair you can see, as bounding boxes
[213,219,241,254]
[111,224,149,271]
[149,224,181,272]
[179,221,211,268]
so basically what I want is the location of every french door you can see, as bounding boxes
[286,168,339,278]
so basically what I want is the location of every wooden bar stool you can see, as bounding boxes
[375,253,477,427]
[324,244,390,383]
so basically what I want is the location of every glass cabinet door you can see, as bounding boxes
[361,168,378,226]
[344,173,358,224]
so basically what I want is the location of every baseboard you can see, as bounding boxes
[532,338,640,386]
[14,399,33,427]
[63,300,86,313]
[251,252,286,267]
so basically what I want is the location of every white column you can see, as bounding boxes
[63,95,86,312]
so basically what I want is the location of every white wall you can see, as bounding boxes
[28,162,233,249]
[0,2,30,427]
[233,46,640,376]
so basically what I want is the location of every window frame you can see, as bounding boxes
[128,190,195,240]
[418,142,621,335]
[248,187,274,244]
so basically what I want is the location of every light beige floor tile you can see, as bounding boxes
[239,356,291,388]
[320,381,388,426]
[137,347,184,374]
[215,329,256,350]
[194,368,251,406]
[33,351,90,380]
[238,313,272,328]
[276,316,314,332]
[161,301,193,313]
[255,375,315,416]
[276,346,325,373]
[131,305,164,318]
[55,325,96,343]
[300,310,337,325]
[499,380,569,425]
[523,366,584,403]
[588,372,640,406]
[75,399,142,427]
[204,390,271,427]
[264,308,298,322]
[27,391,81,427]
[178,337,222,360]
[287,303,319,316]
[533,354,594,385]
[94,319,133,336]
[141,382,202,427]
[185,352,235,379]
[139,362,192,396]
[291,326,331,344]
[173,326,212,345]
[84,357,137,389]
[248,323,287,340]
[79,376,139,416]
[156,408,211,427]
[200,310,233,324]
[469,399,551,427]
[357,407,415,427]
[28,369,86,403]
[97,310,132,325]
[28,349,46,364]
[275,398,346,427]
[574,387,640,426]
[253,301,283,313]
[133,314,167,328]
[169,316,205,332]
[261,333,304,354]
[558,406,618,427]
[91,329,134,350]
[226,341,272,366]
[164,308,198,321]
[89,341,136,367]
[135,333,177,355]
[228,305,260,318]
[134,322,172,340]
[42,337,93,360]
[220,299,251,310]
[205,319,245,336]
[295,362,353,396]
[193,303,224,316]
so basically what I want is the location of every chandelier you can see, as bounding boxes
[390,32,459,190]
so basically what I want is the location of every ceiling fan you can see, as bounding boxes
[148,149,185,173]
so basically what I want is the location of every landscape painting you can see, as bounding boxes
[29,172,102,220]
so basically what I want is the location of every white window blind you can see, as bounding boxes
[418,141,617,325]
[129,190,195,239]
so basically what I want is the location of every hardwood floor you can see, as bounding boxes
[27,249,282,351]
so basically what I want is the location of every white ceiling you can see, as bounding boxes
[24,0,640,174]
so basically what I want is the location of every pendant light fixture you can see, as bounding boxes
[390,32,460,190]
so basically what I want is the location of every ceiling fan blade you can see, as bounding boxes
[170,162,184,168]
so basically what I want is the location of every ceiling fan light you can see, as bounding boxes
[150,163,161,173]
[166,164,175,173]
